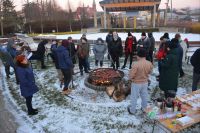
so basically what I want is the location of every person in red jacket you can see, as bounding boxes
[156,36,168,74]
[121,32,137,69]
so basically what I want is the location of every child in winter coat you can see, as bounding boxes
[128,48,153,114]
[93,38,107,67]
[16,55,39,115]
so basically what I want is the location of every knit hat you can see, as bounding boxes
[96,38,104,44]
[128,32,132,37]
[137,48,146,57]
[141,32,146,36]
[163,33,170,39]
[16,55,26,63]
[175,33,181,39]
[168,38,178,49]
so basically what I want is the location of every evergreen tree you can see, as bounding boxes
[2,0,20,34]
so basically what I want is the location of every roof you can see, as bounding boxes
[99,0,161,12]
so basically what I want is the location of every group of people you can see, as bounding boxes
[0,31,199,116]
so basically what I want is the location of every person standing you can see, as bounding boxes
[93,38,107,67]
[128,48,153,114]
[51,40,63,83]
[67,37,77,64]
[106,31,113,60]
[190,48,200,91]
[109,31,123,70]
[137,32,151,61]
[156,37,168,75]
[81,34,91,70]
[0,46,15,79]
[56,41,74,95]
[121,32,137,69]
[7,34,17,58]
[159,38,179,98]
[30,40,48,69]
[175,34,185,77]
[77,38,89,75]
[15,55,39,115]
[148,32,155,63]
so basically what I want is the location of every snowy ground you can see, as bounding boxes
[0,56,200,133]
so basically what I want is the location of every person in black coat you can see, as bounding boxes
[30,40,48,69]
[175,34,184,77]
[137,32,151,61]
[190,48,200,91]
[106,31,113,60]
[109,31,123,70]
[16,55,39,115]
[67,37,77,64]
[148,32,155,63]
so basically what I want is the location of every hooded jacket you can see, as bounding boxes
[55,45,73,70]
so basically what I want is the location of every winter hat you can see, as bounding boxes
[128,32,132,37]
[96,38,104,44]
[137,48,146,57]
[141,32,146,36]
[184,38,188,42]
[16,55,26,63]
[168,38,178,49]
[175,33,181,39]
[163,33,170,39]
[148,32,153,38]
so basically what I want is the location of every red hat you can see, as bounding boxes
[184,38,188,42]
[16,55,26,63]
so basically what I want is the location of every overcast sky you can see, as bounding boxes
[15,0,200,11]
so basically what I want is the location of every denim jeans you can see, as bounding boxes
[130,82,148,113]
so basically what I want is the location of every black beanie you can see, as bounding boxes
[128,32,132,37]
[141,32,146,36]
[168,38,178,49]
[137,48,146,57]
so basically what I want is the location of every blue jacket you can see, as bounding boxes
[16,66,38,97]
[0,47,15,67]
[176,43,183,68]
[55,45,73,70]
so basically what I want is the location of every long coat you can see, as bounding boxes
[55,45,73,70]
[124,36,137,55]
[16,65,38,97]
[180,40,187,62]
[159,48,179,92]
[93,43,107,61]
[109,37,123,57]
[137,37,151,53]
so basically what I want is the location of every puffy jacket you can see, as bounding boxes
[159,48,179,92]
[124,36,137,54]
[109,37,123,57]
[16,65,38,97]
[55,45,73,70]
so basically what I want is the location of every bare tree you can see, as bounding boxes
[67,0,73,32]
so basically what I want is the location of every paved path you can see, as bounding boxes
[0,89,18,133]
[0,63,18,133]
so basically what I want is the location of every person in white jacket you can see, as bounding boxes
[176,34,188,62]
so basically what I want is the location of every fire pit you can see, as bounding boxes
[84,68,124,91]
